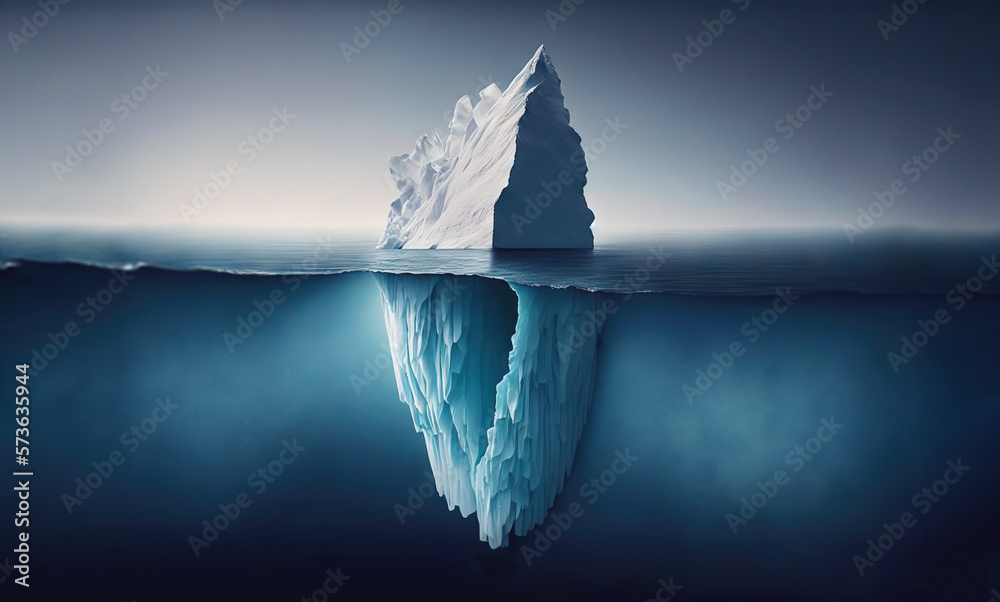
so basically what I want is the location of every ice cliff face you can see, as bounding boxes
[373,273,602,547]
[377,45,595,249]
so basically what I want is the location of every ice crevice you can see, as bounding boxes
[373,273,602,548]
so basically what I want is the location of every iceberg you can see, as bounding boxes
[372,45,604,549]
[377,45,595,249]
[374,273,603,548]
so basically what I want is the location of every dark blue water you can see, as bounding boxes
[0,229,998,601]
[3,226,999,295]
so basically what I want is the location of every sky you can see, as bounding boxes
[0,0,997,234]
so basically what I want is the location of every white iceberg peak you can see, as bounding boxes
[377,45,594,249]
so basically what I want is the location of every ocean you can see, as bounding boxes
[0,227,997,601]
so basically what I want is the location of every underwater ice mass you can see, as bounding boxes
[375,46,602,547]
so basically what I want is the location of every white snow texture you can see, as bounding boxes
[373,273,601,548]
[377,45,595,249]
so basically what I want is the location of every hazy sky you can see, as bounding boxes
[1,0,997,233]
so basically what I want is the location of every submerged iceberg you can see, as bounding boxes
[374,273,603,547]
[377,45,595,249]
[372,45,605,548]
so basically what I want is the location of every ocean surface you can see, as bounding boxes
[3,226,999,295]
